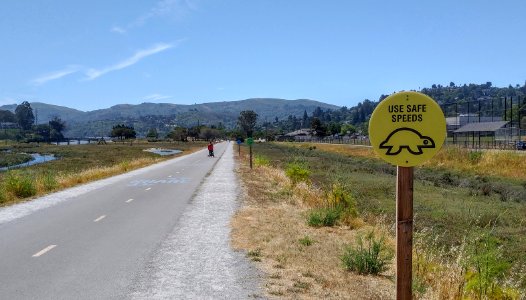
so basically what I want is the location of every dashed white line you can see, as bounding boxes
[32,245,57,257]
[94,215,106,222]
[145,187,152,191]
[126,198,134,203]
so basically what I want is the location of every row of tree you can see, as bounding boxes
[0,101,66,142]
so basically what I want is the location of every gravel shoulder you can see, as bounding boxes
[128,143,264,299]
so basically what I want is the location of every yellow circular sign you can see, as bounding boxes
[369,91,446,167]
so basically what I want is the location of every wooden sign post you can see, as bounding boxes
[396,166,413,299]
[247,137,254,169]
[236,139,242,156]
[369,91,445,299]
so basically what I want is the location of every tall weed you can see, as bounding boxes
[341,231,393,275]
[327,182,358,223]
[464,232,513,299]
[4,171,36,198]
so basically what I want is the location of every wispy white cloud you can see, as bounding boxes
[143,93,172,101]
[112,0,197,33]
[85,43,175,80]
[31,65,81,86]
[111,26,126,34]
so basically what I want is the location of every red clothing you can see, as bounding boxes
[207,144,213,151]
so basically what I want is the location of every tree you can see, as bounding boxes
[15,101,34,130]
[33,124,51,142]
[0,110,15,123]
[110,124,136,140]
[238,110,258,137]
[340,123,357,136]
[311,117,327,137]
[199,127,221,141]
[146,128,159,140]
[49,116,66,143]
[167,127,188,142]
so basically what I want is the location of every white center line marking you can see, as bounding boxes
[94,215,106,222]
[145,187,151,191]
[168,175,173,178]
[32,245,57,257]
[126,198,134,203]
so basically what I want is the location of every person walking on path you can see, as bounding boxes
[207,141,214,157]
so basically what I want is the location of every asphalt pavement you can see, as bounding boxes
[0,142,262,299]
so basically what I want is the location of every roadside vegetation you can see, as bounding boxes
[232,142,526,299]
[0,141,206,207]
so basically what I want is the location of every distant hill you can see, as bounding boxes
[0,102,85,123]
[0,98,339,137]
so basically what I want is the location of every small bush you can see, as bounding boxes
[341,231,393,275]
[285,161,310,185]
[298,235,314,246]
[4,171,37,198]
[327,183,358,222]
[307,207,341,227]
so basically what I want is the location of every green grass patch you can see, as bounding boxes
[0,152,32,168]
[254,154,271,167]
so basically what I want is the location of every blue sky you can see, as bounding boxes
[1,0,525,111]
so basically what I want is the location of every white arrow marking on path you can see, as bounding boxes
[32,245,57,257]
[94,215,106,222]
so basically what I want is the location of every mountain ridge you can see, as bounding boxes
[0,98,340,137]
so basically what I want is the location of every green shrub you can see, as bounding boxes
[307,207,341,227]
[4,171,36,198]
[327,183,358,222]
[285,161,310,185]
[341,231,393,275]
[464,233,513,299]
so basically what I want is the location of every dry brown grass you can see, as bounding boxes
[286,142,526,181]
[56,157,162,188]
[231,160,395,299]
[288,143,377,160]
[424,147,526,180]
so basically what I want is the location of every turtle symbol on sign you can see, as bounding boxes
[379,127,435,155]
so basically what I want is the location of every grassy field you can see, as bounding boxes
[232,142,526,299]
[0,140,207,206]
